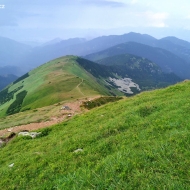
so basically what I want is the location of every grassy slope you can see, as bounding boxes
[1,80,190,189]
[0,56,111,118]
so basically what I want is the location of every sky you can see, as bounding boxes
[1,0,190,43]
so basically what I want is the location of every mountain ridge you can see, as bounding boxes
[85,41,190,79]
[2,32,190,79]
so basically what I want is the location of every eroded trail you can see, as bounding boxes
[0,96,100,137]
[76,79,84,96]
[0,100,83,137]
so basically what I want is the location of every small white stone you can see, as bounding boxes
[9,163,14,167]
[73,148,83,153]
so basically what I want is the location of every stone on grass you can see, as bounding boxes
[73,148,83,153]
[9,163,14,168]
[61,106,71,110]
[18,131,41,138]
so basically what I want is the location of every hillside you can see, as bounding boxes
[96,54,181,90]
[85,42,190,79]
[0,80,190,189]
[0,54,183,120]
[156,37,190,62]
[78,55,181,93]
[0,55,121,118]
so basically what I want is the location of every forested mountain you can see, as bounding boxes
[85,42,190,79]
[94,54,181,90]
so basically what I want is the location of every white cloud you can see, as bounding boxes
[143,11,169,27]
[78,0,126,7]
[131,0,138,4]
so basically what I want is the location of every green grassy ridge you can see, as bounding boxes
[63,57,113,96]
[75,57,124,96]
[0,56,114,117]
[1,80,190,189]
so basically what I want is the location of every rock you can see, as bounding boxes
[61,106,71,110]
[73,148,83,153]
[7,128,13,132]
[18,131,41,138]
[30,132,41,138]
[9,163,14,168]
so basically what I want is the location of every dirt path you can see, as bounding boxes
[0,100,84,137]
[76,79,84,96]
[0,95,102,138]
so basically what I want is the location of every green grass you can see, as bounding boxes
[1,80,190,189]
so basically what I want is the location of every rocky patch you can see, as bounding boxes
[109,77,141,94]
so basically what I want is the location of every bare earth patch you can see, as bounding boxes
[0,97,99,137]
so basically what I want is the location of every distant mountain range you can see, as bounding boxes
[0,74,18,91]
[0,36,31,67]
[1,32,190,86]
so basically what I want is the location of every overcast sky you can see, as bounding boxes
[1,0,190,43]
